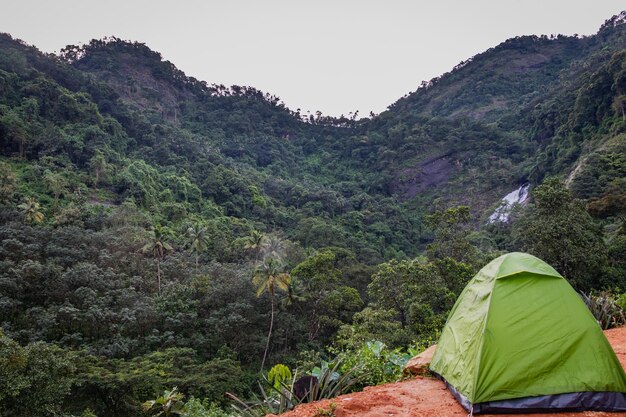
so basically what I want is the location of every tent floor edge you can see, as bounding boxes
[431,371,626,414]
[431,371,473,413]
[472,391,626,414]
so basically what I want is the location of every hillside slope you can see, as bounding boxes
[3,14,625,226]
[54,13,626,216]
[389,11,626,123]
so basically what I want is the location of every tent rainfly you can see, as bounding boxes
[429,252,626,414]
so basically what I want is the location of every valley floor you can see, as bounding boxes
[272,327,626,417]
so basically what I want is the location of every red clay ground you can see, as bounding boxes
[271,327,626,417]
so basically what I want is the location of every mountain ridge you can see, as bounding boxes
[0,13,625,416]
[1,12,625,224]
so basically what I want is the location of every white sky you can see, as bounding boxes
[1,1,624,116]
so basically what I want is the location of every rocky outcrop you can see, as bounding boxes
[403,344,437,375]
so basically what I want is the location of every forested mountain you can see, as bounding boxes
[0,11,625,417]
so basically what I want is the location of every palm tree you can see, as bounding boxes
[244,229,264,264]
[185,223,210,271]
[18,197,44,224]
[252,257,291,373]
[260,233,286,262]
[142,224,173,296]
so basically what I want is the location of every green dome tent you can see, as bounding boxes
[429,252,626,414]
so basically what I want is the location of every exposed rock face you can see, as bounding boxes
[392,155,457,200]
[403,344,437,375]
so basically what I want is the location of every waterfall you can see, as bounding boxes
[488,184,530,223]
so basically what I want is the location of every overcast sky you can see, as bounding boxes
[1,1,624,116]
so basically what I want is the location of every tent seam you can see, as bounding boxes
[469,255,510,406]
[470,284,494,408]
[496,270,561,280]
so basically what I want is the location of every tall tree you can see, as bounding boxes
[89,150,108,186]
[243,229,264,264]
[425,205,479,265]
[142,224,173,296]
[185,223,210,271]
[367,259,418,327]
[291,250,363,341]
[252,257,291,373]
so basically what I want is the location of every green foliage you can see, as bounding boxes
[185,223,211,269]
[607,235,626,285]
[228,382,293,417]
[182,398,230,417]
[333,341,410,390]
[79,409,99,417]
[572,139,626,200]
[336,307,406,349]
[253,258,291,299]
[267,364,292,390]
[143,387,186,417]
[513,178,611,291]
[367,259,419,327]
[291,250,364,341]
[365,257,471,343]
[0,332,76,417]
[76,348,247,415]
[142,223,175,295]
[581,291,626,329]
[118,160,162,208]
[243,229,264,262]
[425,206,479,265]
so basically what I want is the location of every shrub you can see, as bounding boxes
[581,291,626,329]
[334,341,411,390]
[182,397,230,417]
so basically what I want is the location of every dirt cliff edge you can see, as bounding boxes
[271,327,626,417]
